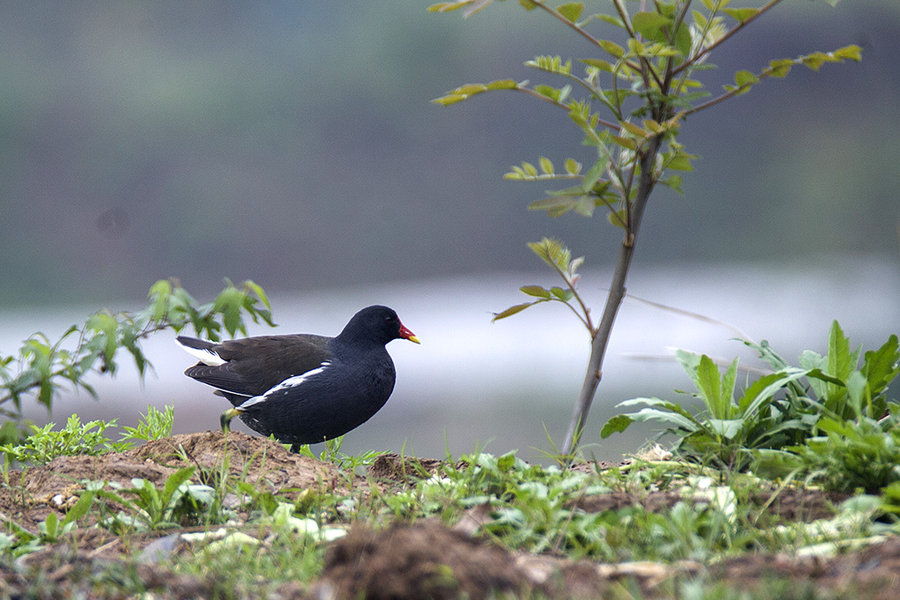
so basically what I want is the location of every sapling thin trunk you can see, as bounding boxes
[561,134,661,456]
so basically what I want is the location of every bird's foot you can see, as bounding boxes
[220,408,242,433]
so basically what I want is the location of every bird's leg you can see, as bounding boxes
[220,407,242,433]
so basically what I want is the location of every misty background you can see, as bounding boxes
[1,1,898,461]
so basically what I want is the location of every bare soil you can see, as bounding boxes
[0,431,897,599]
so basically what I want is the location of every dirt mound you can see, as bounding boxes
[318,520,527,599]
[20,431,342,503]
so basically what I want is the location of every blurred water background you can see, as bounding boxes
[1,1,898,461]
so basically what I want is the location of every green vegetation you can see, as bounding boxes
[0,278,273,424]
[432,0,861,455]
[602,322,900,494]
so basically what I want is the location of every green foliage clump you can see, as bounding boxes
[0,278,273,421]
[0,405,175,467]
[602,321,900,492]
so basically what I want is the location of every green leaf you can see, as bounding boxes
[610,135,636,150]
[550,287,574,301]
[766,58,794,78]
[579,58,614,72]
[834,44,862,62]
[620,121,647,138]
[600,414,633,438]
[539,156,554,175]
[606,208,627,228]
[520,285,551,299]
[528,196,579,216]
[492,302,537,321]
[557,2,583,23]
[667,153,694,171]
[723,7,759,22]
[486,79,518,90]
[573,196,595,217]
[673,22,692,58]
[632,11,672,42]
[597,39,625,59]
[862,334,899,396]
[564,158,581,175]
[734,70,759,88]
[580,161,606,192]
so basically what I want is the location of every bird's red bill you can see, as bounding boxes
[399,323,420,344]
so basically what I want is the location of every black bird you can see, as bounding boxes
[176,305,419,446]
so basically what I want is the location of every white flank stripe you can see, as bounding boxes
[237,362,331,409]
[175,338,227,366]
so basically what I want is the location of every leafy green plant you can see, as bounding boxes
[0,414,129,466]
[781,414,899,493]
[431,0,860,455]
[0,407,177,467]
[119,404,175,444]
[0,278,274,420]
[602,322,899,477]
[95,467,219,532]
[601,350,810,469]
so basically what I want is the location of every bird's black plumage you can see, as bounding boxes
[177,305,419,445]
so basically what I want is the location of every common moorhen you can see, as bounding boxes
[176,305,419,446]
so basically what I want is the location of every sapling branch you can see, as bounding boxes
[675,0,785,75]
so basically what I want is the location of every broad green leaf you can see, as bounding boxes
[834,45,862,62]
[522,162,538,177]
[667,153,694,171]
[564,158,581,174]
[632,11,672,42]
[162,466,197,503]
[520,285,551,299]
[706,418,743,439]
[827,320,857,380]
[802,52,829,71]
[557,2,583,23]
[674,22,692,58]
[695,355,725,417]
[611,405,700,433]
[739,368,808,415]
[767,58,794,78]
[734,70,759,87]
[550,286,574,301]
[846,369,867,412]
[862,334,899,395]
[600,414,633,437]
